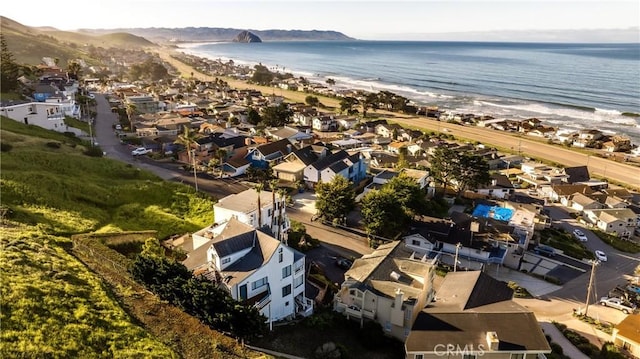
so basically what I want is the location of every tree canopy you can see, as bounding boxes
[360,188,408,239]
[430,147,490,196]
[314,175,356,224]
[250,64,274,85]
[261,103,292,127]
[1,34,20,92]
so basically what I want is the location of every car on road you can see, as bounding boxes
[131,147,151,156]
[115,124,122,130]
[534,244,556,258]
[599,296,637,314]
[335,258,353,270]
[594,250,607,262]
[572,229,588,242]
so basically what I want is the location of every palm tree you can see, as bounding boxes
[175,125,199,191]
[255,183,264,228]
[215,148,227,178]
[126,104,137,132]
[67,61,82,80]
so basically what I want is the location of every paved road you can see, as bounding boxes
[93,94,250,199]
[544,205,640,303]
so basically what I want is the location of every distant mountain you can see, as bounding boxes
[0,16,156,65]
[80,27,355,42]
[233,31,262,43]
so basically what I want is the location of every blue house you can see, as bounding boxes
[244,138,293,169]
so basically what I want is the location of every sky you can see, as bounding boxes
[2,0,639,41]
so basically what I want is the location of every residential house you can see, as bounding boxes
[245,139,294,170]
[361,169,431,200]
[563,166,591,184]
[182,218,313,324]
[125,94,160,114]
[612,314,640,358]
[405,271,551,359]
[333,241,435,340]
[544,184,594,204]
[0,101,67,132]
[603,135,632,152]
[312,114,337,132]
[474,174,515,200]
[336,116,359,130]
[375,123,402,139]
[517,162,568,188]
[583,208,637,238]
[210,188,290,241]
[272,145,328,182]
[570,192,603,213]
[188,132,248,165]
[387,141,407,155]
[573,129,603,148]
[265,126,314,143]
[303,150,367,188]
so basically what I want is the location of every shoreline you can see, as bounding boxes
[175,42,640,146]
[157,47,640,190]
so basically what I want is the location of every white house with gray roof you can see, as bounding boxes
[183,218,313,325]
[333,241,435,340]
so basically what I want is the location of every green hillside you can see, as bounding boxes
[0,16,156,65]
[0,117,220,357]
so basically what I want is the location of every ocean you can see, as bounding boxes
[180,41,640,144]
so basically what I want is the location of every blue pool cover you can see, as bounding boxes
[472,204,514,221]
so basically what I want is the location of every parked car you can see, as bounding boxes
[534,245,556,258]
[627,284,640,295]
[572,229,588,242]
[599,296,637,314]
[131,147,151,156]
[335,258,353,270]
[594,250,607,262]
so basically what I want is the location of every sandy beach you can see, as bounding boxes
[157,48,639,190]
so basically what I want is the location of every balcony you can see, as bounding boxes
[295,294,314,317]
[335,301,375,320]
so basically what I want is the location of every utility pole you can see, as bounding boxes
[584,260,598,316]
[454,243,461,273]
[192,149,198,192]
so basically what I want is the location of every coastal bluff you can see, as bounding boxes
[232,31,262,43]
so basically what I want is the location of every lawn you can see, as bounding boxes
[592,230,640,253]
[538,228,595,260]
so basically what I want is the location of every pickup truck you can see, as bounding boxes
[599,296,637,314]
[131,147,152,156]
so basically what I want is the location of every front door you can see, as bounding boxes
[239,284,247,301]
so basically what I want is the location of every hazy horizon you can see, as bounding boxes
[2,0,639,43]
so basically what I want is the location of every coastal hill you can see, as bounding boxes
[0,16,156,65]
[233,30,262,43]
[80,27,355,42]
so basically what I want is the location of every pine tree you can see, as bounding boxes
[1,34,20,92]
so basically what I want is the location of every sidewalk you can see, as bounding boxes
[540,322,590,359]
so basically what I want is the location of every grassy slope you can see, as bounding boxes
[0,117,219,357]
[1,16,156,65]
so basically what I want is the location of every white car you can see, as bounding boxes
[595,250,607,262]
[599,296,636,314]
[131,147,151,156]
[573,229,588,242]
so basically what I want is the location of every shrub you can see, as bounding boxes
[0,142,12,152]
[45,141,61,149]
[84,146,104,157]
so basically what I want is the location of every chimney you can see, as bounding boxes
[287,144,293,153]
[394,288,403,309]
[486,331,499,351]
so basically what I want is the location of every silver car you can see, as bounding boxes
[599,296,636,314]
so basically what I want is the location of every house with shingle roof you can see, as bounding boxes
[583,208,637,238]
[303,150,367,188]
[182,217,313,324]
[405,271,550,358]
[333,241,435,340]
[245,138,294,169]
[612,314,640,357]
[272,145,328,182]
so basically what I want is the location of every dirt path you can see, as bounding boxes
[158,48,639,190]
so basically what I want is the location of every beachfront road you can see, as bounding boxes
[389,116,639,190]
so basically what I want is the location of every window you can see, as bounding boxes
[282,284,291,297]
[510,354,524,359]
[294,275,303,288]
[222,257,231,264]
[415,355,424,359]
[463,355,476,359]
[412,239,420,246]
[278,248,283,263]
[268,209,272,217]
[282,265,292,278]
[251,277,268,290]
